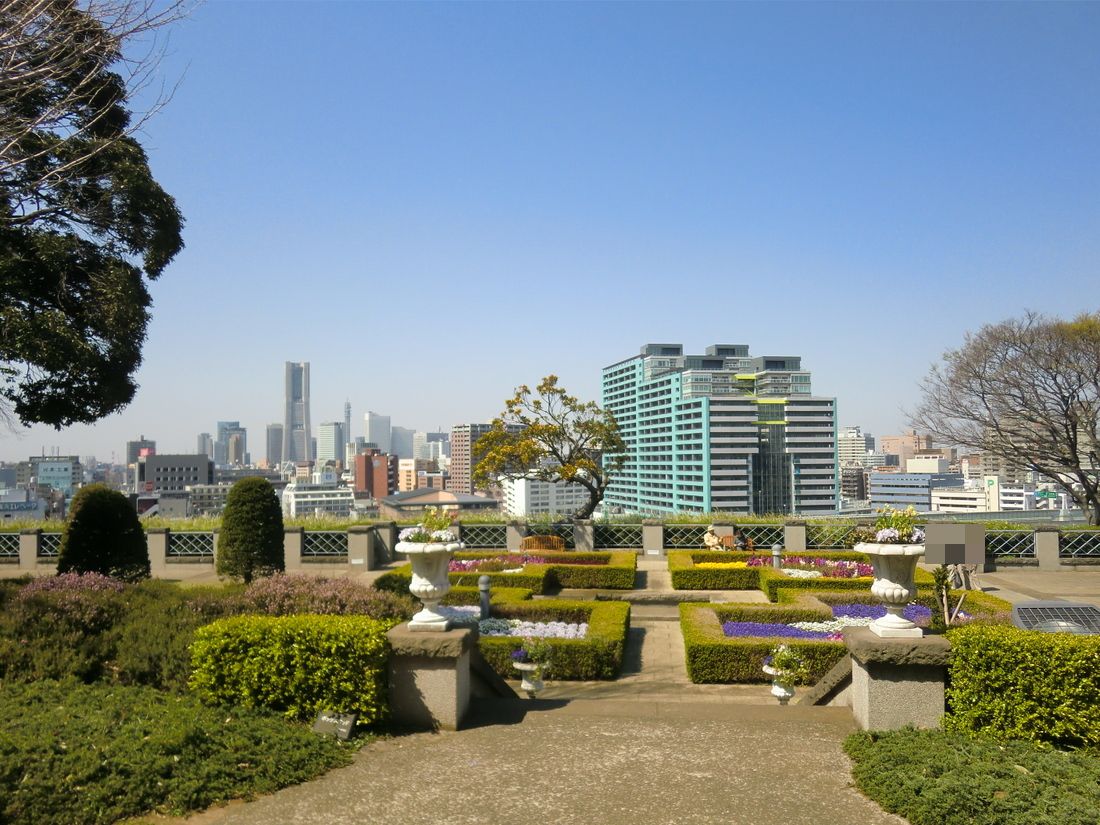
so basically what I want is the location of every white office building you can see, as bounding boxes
[501,475,591,518]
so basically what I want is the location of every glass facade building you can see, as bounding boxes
[601,344,838,515]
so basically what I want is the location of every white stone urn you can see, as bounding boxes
[762,664,795,705]
[512,661,544,698]
[855,542,925,638]
[396,540,463,631]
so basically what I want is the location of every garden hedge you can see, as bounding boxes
[374,550,636,595]
[679,602,845,684]
[945,624,1100,749]
[477,600,631,680]
[190,615,396,724]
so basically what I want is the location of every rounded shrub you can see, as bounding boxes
[216,477,284,583]
[57,484,149,581]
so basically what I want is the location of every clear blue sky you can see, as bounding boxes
[7,1,1099,463]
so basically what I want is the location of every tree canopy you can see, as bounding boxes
[472,375,625,519]
[216,476,285,584]
[912,311,1100,524]
[1,0,185,427]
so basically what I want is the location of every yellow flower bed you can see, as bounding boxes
[694,562,749,570]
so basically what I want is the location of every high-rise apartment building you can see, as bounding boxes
[449,424,493,496]
[601,343,838,515]
[283,362,312,463]
[317,422,345,464]
[266,423,284,466]
[364,411,391,454]
[837,426,875,467]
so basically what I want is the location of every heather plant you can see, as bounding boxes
[57,484,149,581]
[237,574,415,620]
[217,477,284,583]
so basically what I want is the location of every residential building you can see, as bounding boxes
[449,423,523,496]
[317,422,345,464]
[501,476,590,517]
[135,454,213,494]
[364,411,391,454]
[266,423,284,466]
[352,450,398,498]
[126,436,155,466]
[837,426,874,467]
[601,343,837,515]
[282,361,312,464]
[868,472,964,511]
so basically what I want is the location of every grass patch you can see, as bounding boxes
[844,728,1100,825]
[0,680,358,825]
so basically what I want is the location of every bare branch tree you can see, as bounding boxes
[911,311,1100,524]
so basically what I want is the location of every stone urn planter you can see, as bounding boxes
[855,542,925,638]
[396,540,463,631]
[512,661,544,698]
[761,664,795,705]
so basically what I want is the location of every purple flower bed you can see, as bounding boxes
[746,555,873,578]
[721,621,840,641]
[448,554,549,572]
[831,603,932,623]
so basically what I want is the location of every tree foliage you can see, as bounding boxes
[217,477,285,584]
[472,375,625,519]
[1,0,186,427]
[57,482,149,581]
[912,311,1100,524]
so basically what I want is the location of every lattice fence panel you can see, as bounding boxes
[168,532,215,558]
[594,524,643,548]
[303,531,349,558]
[739,525,785,548]
[985,530,1035,558]
[39,533,62,558]
[0,533,19,559]
[664,525,708,548]
[459,524,507,548]
[1060,530,1100,557]
[806,524,860,549]
[527,523,575,548]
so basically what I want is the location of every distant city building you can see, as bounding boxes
[391,426,415,459]
[364,411,391,454]
[317,422,345,464]
[377,488,497,521]
[126,436,156,466]
[879,430,934,466]
[0,487,46,520]
[344,400,352,452]
[226,432,247,466]
[214,421,246,467]
[281,481,354,518]
[352,450,398,498]
[266,423,284,466]
[840,466,867,502]
[501,475,590,517]
[449,424,494,496]
[0,465,16,489]
[283,361,312,464]
[868,472,964,511]
[905,456,949,474]
[197,433,214,459]
[136,454,213,494]
[30,456,83,496]
[602,343,837,515]
[931,476,1040,514]
[398,458,438,492]
[837,426,875,468]
[414,431,450,461]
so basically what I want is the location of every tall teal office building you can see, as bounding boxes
[601,344,838,515]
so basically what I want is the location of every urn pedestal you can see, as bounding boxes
[855,542,925,639]
[396,541,462,631]
[512,661,544,698]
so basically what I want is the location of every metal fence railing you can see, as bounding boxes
[303,531,348,558]
[739,524,785,548]
[459,524,507,548]
[806,524,861,549]
[664,524,708,548]
[1060,530,1100,557]
[38,533,62,558]
[594,524,643,548]
[167,532,215,559]
[985,530,1035,558]
[0,533,19,560]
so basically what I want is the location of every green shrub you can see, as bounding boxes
[477,600,630,680]
[0,680,354,825]
[216,477,284,583]
[945,624,1100,749]
[844,728,1100,825]
[236,573,416,618]
[190,614,396,723]
[57,484,149,581]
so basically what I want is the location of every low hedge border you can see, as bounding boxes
[375,551,636,595]
[477,600,631,681]
[441,586,534,606]
[679,602,844,684]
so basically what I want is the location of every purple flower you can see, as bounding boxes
[831,603,932,623]
[721,621,835,640]
[510,649,529,662]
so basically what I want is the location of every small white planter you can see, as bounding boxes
[855,542,925,638]
[512,661,544,698]
[762,664,795,705]
[396,540,463,631]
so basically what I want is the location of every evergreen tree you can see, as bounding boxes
[57,483,149,581]
[217,477,285,583]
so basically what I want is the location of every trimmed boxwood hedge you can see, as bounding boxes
[945,624,1100,749]
[374,551,636,595]
[477,600,631,680]
[190,615,397,724]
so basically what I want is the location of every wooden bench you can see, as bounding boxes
[520,534,566,551]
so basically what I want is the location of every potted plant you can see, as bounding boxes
[511,636,552,698]
[853,506,926,638]
[395,507,463,631]
[761,644,809,705]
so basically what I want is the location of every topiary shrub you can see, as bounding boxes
[216,477,284,583]
[57,484,149,581]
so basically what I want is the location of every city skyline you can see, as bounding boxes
[2,3,1097,461]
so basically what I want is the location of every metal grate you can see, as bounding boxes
[303,531,348,558]
[1060,531,1100,558]
[39,533,62,558]
[459,524,507,548]
[594,524,643,548]
[1012,601,1100,635]
[985,530,1035,558]
[807,524,860,549]
[664,525,708,548]
[527,523,575,548]
[0,533,19,559]
[168,532,215,558]
[739,525,785,548]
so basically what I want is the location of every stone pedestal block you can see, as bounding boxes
[573,520,595,552]
[845,627,951,731]
[642,520,664,556]
[283,527,304,572]
[386,624,473,731]
[19,530,40,571]
[347,526,374,570]
[783,524,807,553]
[373,522,397,565]
[1035,528,1062,571]
[147,528,169,577]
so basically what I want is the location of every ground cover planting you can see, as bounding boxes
[374,550,636,594]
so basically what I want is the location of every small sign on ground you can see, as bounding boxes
[312,710,358,740]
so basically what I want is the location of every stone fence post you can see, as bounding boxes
[573,519,595,551]
[284,527,304,572]
[506,521,527,552]
[641,519,664,556]
[844,628,951,731]
[147,527,169,577]
[374,522,398,564]
[783,522,807,553]
[1035,526,1062,571]
[347,525,374,570]
[19,529,40,572]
